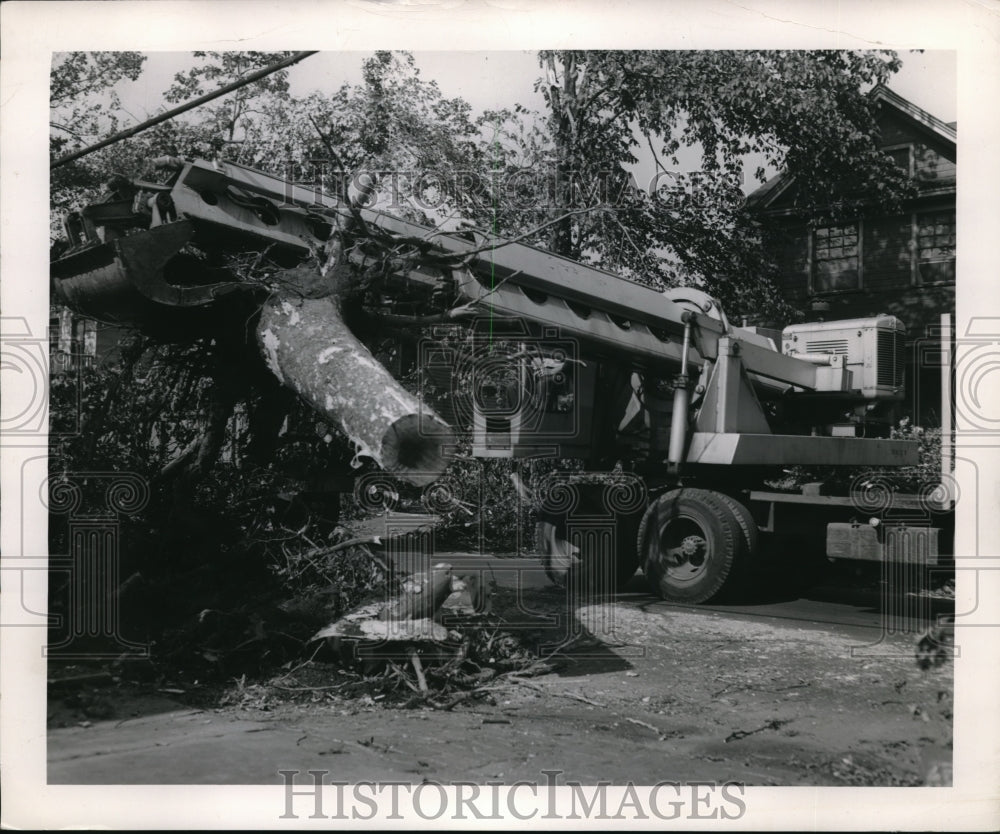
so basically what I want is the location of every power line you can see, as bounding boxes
[51,51,319,170]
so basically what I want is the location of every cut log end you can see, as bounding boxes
[381,413,454,486]
[257,293,455,488]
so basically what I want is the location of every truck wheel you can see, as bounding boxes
[716,494,759,564]
[639,488,751,604]
[535,484,642,592]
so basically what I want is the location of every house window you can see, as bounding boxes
[884,144,914,178]
[812,222,861,293]
[915,210,955,285]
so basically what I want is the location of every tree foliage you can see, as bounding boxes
[239,51,507,228]
[50,52,147,232]
[163,51,296,153]
[532,49,910,319]
[50,51,147,151]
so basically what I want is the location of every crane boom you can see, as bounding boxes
[51,157,914,459]
[53,157,896,396]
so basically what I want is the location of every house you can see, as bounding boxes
[49,306,129,373]
[748,85,956,425]
[50,306,97,372]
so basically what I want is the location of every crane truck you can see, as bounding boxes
[50,157,954,603]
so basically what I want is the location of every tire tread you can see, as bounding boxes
[639,487,748,604]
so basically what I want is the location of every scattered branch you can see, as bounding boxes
[505,676,604,707]
[326,535,384,553]
[625,717,670,741]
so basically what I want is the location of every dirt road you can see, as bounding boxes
[48,562,953,787]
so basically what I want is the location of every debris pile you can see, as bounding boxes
[306,562,553,709]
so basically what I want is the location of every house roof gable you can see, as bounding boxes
[746,84,956,212]
[870,85,956,147]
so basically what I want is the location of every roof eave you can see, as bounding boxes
[871,84,957,148]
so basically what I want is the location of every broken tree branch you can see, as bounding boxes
[257,226,454,486]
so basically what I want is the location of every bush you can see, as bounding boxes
[886,419,945,492]
[428,456,528,552]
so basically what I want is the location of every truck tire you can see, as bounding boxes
[715,493,759,564]
[535,484,642,592]
[639,488,752,604]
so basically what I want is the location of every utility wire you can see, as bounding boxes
[51,51,319,170]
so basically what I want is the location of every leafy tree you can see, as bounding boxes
[245,51,508,228]
[531,50,912,320]
[50,51,147,154]
[50,52,147,235]
[163,51,296,157]
[48,49,936,681]
[51,52,295,238]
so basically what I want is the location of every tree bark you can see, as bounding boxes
[257,294,453,486]
[382,564,454,621]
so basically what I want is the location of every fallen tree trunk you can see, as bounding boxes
[257,293,453,486]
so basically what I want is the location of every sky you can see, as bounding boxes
[102,49,957,198]
[113,50,546,126]
[115,48,957,129]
